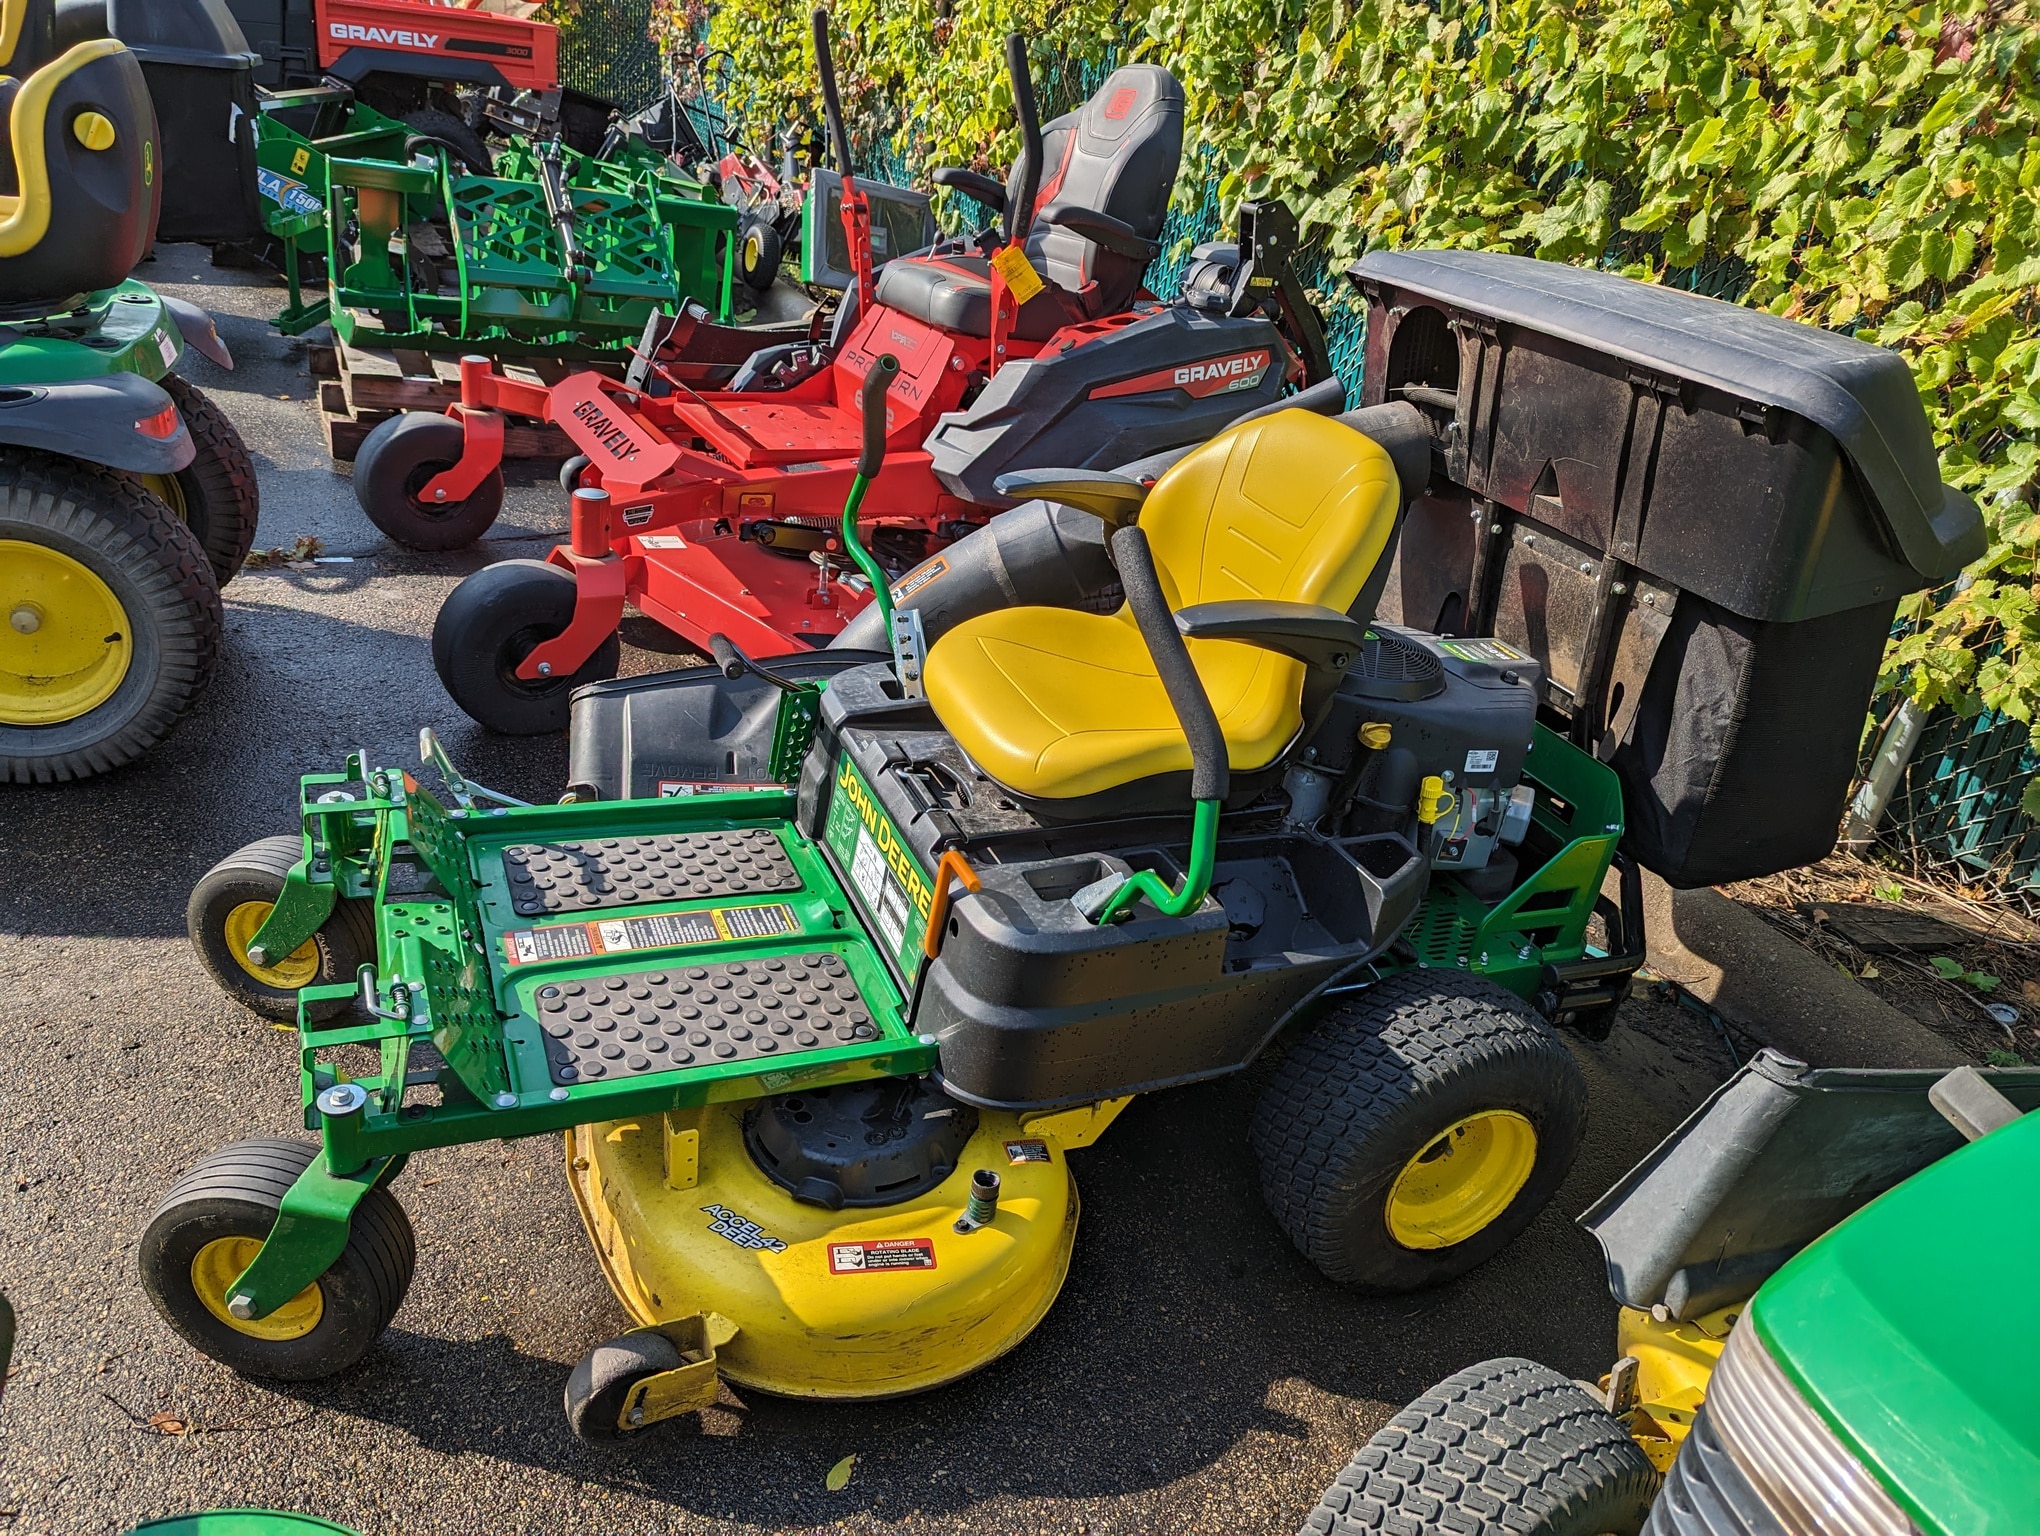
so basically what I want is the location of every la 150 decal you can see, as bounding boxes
[1089,350,1272,401]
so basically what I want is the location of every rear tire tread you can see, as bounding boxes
[1252,969,1587,1291]
[1298,1357,1660,1536]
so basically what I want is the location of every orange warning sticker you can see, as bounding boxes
[989,244,1045,305]
[828,1237,936,1274]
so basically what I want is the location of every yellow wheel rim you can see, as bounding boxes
[0,539,132,725]
[223,900,322,990]
[190,1235,325,1341]
[138,471,188,520]
[1386,1110,1538,1250]
[743,230,765,268]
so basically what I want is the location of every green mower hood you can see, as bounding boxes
[1749,1106,2040,1535]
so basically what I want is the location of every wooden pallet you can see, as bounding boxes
[311,339,608,464]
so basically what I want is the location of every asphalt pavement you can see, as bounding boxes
[1,250,1742,1536]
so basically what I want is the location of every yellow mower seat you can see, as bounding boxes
[924,409,1400,807]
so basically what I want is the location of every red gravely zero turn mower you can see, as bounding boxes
[386,13,1334,734]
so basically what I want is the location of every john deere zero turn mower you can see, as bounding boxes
[0,1,258,781]
[156,253,1978,1439]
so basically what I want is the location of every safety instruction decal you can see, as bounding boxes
[1004,1139,1051,1164]
[891,557,949,604]
[656,779,782,797]
[829,1237,937,1274]
[501,903,798,964]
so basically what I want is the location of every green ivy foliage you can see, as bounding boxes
[705,0,2040,730]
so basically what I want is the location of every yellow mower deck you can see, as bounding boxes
[566,1102,1081,1401]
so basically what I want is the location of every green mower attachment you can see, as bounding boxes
[253,93,738,353]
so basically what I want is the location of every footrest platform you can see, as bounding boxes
[502,830,800,916]
[534,954,879,1084]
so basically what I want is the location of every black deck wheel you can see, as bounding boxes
[565,1330,684,1442]
[1298,1358,1659,1536]
[0,450,221,783]
[1252,969,1588,1292]
[138,1138,414,1382]
[354,412,504,551]
[136,375,261,586]
[737,214,784,294]
[187,834,376,1022]
[431,558,621,735]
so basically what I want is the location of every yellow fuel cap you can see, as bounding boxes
[73,111,116,151]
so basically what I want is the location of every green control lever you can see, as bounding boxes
[1088,522,1226,924]
[838,352,900,633]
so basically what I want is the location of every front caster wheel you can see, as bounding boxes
[431,559,621,735]
[565,1330,684,1442]
[1252,970,1587,1293]
[354,412,504,551]
[138,1138,414,1381]
[187,835,375,1022]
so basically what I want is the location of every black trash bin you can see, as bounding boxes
[107,0,263,244]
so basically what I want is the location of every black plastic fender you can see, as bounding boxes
[159,294,233,371]
[0,371,193,474]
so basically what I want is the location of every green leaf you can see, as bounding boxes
[1929,955,1965,979]
[826,1454,858,1491]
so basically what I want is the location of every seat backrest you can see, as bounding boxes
[1004,62,1183,313]
[1144,408,1401,615]
[1131,409,1401,743]
[0,37,158,306]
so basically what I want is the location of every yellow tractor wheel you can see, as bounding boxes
[0,453,221,782]
[1251,969,1588,1292]
[187,835,376,1022]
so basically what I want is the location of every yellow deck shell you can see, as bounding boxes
[566,1100,1083,1399]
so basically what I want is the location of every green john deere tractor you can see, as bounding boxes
[0,2,258,781]
[155,251,1980,1440]
[1299,1055,2040,1536]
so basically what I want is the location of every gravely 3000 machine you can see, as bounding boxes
[376,15,1333,732]
[157,251,1977,1444]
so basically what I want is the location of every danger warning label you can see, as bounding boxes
[1003,1139,1051,1164]
[828,1237,937,1274]
[501,903,798,965]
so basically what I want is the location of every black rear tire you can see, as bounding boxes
[354,412,504,551]
[565,1330,684,1442]
[1252,969,1587,1292]
[187,834,376,1022]
[1299,1358,1660,1536]
[140,375,260,586]
[0,451,221,783]
[398,107,492,175]
[432,558,621,734]
[138,1138,414,1382]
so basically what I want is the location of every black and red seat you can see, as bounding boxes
[872,62,1184,342]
